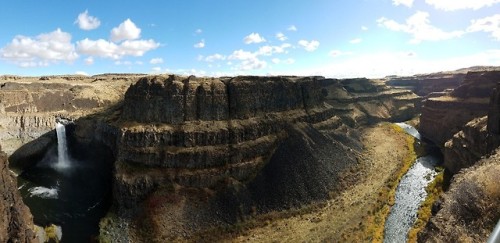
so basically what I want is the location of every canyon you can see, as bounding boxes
[0,68,499,242]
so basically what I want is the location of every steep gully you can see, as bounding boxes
[3,71,495,241]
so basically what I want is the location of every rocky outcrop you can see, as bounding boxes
[0,144,37,243]
[418,148,500,243]
[419,71,500,146]
[78,75,417,241]
[0,75,138,157]
[386,73,464,97]
[320,78,420,126]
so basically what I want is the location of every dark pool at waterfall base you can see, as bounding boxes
[17,147,113,243]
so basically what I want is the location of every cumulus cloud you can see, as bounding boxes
[150,58,164,64]
[194,39,205,48]
[287,25,298,31]
[243,33,266,44]
[393,0,414,7]
[0,28,78,67]
[75,10,101,30]
[276,32,288,41]
[111,19,141,42]
[350,38,362,44]
[361,26,369,31]
[76,38,159,59]
[329,50,343,57]
[467,14,500,40]
[377,11,464,43]
[425,0,500,11]
[195,29,202,34]
[204,53,226,62]
[228,49,267,70]
[298,40,320,51]
[255,43,292,56]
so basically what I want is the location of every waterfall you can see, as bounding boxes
[55,122,70,169]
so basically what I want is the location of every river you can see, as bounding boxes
[383,123,442,243]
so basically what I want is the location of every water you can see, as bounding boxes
[395,122,421,140]
[383,156,439,243]
[17,122,113,242]
[55,122,70,169]
[383,123,441,243]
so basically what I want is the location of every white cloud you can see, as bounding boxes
[75,71,89,76]
[205,53,226,62]
[392,0,414,7]
[350,38,362,44]
[110,19,141,42]
[228,49,267,70]
[271,58,280,64]
[361,26,369,31]
[287,25,298,31]
[195,29,202,34]
[84,56,94,65]
[76,38,159,59]
[75,10,101,30]
[194,39,205,48]
[467,14,500,40]
[298,40,320,51]
[284,58,295,64]
[255,43,292,56]
[0,28,78,67]
[377,11,464,43]
[150,58,164,64]
[243,33,266,44]
[276,32,288,41]
[425,0,500,11]
[114,60,132,66]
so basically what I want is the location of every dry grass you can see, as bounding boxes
[362,124,417,242]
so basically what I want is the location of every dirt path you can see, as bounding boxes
[224,123,411,242]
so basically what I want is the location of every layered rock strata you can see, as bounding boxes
[419,71,500,146]
[320,78,420,126]
[386,73,464,96]
[0,144,37,243]
[0,75,140,158]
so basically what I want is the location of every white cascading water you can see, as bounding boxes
[55,122,70,169]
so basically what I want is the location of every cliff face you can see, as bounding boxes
[78,75,418,241]
[321,78,420,126]
[386,73,464,97]
[0,144,36,243]
[0,75,140,157]
[419,71,500,146]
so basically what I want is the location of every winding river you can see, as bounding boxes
[383,123,442,243]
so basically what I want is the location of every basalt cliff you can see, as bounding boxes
[0,144,37,243]
[1,74,420,242]
[417,70,500,242]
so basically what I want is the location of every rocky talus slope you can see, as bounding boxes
[0,144,37,243]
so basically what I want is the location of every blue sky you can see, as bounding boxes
[0,0,498,78]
